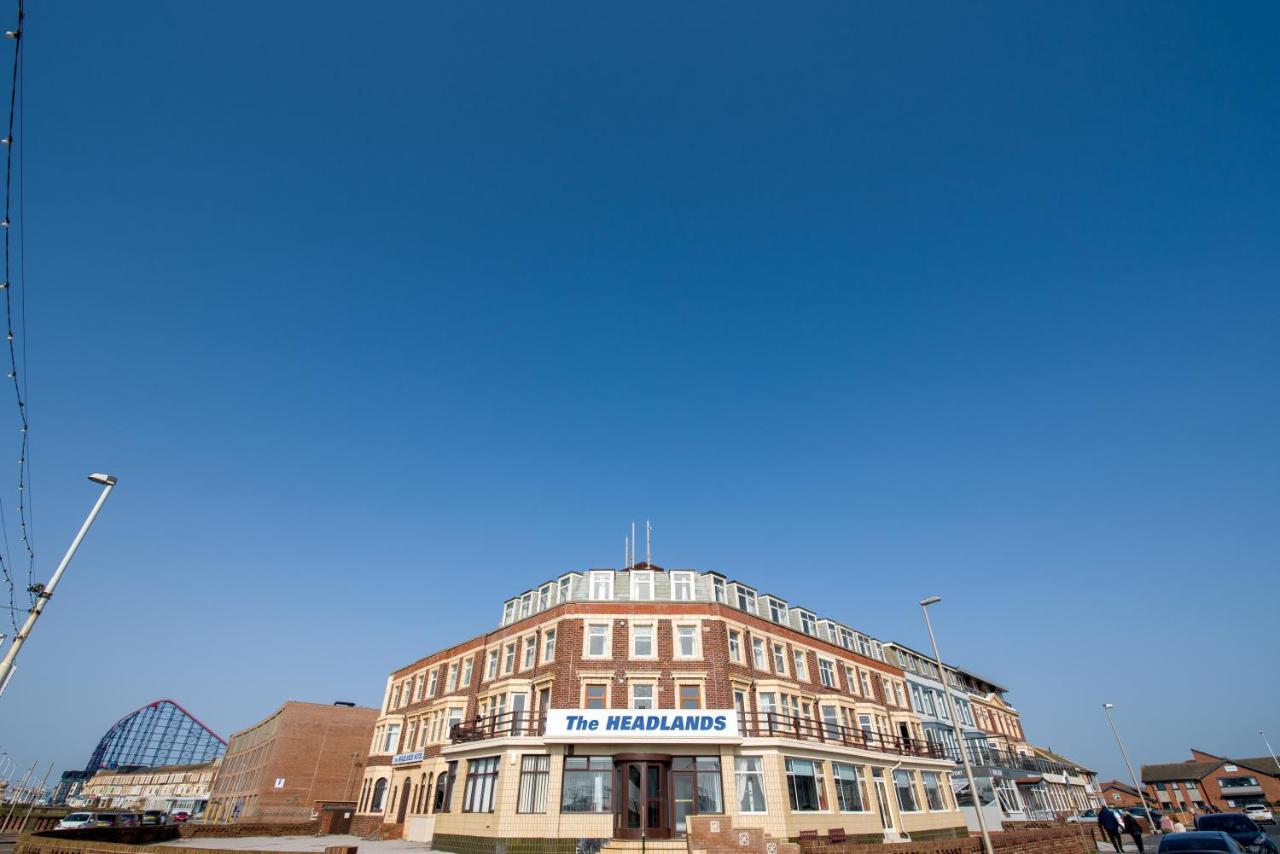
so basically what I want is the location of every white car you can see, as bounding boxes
[1243,805,1274,825]
[56,812,98,829]
[1067,809,1100,823]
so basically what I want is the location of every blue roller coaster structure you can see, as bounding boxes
[84,698,226,774]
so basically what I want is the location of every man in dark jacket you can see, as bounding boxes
[1099,806,1126,852]
[1122,812,1146,854]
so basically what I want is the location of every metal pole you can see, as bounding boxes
[921,598,995,854]
[1260,731,1280,781]
[1103,704,1159,836]
[17,761,52,832]
[2,762,34,827]
[0,474,117,696]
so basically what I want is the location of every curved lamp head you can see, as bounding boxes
[88,473,118,486]
[920,596,942,607]
[1103,703,1115,710]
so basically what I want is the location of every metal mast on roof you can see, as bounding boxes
[645,520,651,565]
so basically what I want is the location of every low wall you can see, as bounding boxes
[181,822,318,838]
[19,826,183,846]
[797,827,1097,854]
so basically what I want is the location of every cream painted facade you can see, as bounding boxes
[82,760,218,813]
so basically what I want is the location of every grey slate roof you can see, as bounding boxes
[1141,760,1220,783]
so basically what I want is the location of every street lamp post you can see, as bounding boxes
[920,596,995,854]
[0,474,117,697]
[1103,704,1160,834]
[1260,731,1280,780]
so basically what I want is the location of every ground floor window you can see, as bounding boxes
[672,756,723,832]
[923,772,946,810]
[833,763,867,812]
[735,757,767,813]
[893,770,919,812]
[786,758,828,812]
[434,761,457,813]
[994,778,1021,813]
[463,757,499,813]
[518,755,550,813]
[370,777,387,812]
[562,756,612,812]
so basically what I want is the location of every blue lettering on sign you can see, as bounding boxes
[597,714,728,732]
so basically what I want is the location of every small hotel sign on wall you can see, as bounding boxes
[545,709,740,741]
[393,750,425,765]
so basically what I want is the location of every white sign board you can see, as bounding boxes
[274,778,286,788]
[544,709,739,741]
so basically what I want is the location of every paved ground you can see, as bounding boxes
[162,835,438,853]
[1095,820,1280,853]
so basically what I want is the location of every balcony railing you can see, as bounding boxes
[738,712,947,759]
[451,711,547,742]
[449,710,944,759]
[944,745,1077,778]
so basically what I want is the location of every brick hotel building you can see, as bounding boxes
[353,564,969,851]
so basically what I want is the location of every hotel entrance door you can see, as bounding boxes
[614,755,672,839]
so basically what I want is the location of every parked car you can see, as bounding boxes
[1195,814,1279,854]
[1068,809,1100,823]
[171,811,190,824]
[1243,806,1275,826]
[1158,832,1246,854]
[141,810,168,825]
[55,812,98,830]
[93,812,142,828]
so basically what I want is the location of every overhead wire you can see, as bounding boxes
[0,0,27,629]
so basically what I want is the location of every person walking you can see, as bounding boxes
[1122,811,1146,854]
[1099,806,1126,852]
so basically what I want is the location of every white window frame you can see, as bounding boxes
[557,576,573,602]
[735,756,768,814]
[460,657,473,687]
[584,623,611,658]
[630,682,656,710]
[798,611,817,635]
[630,570,654,601]
[767,598,788,624]
[771,643,787,674]
[427,669,438,696]
[736,586,757,614]
[522,637,536,669]
[543,628,556,662]
[485,650,499,680]
[728,630,742,662]
[819,658,836,688]
[671,571,695,601]
[675,624,700,658]
[589,571,614,600]
[792,650,808,680]
[752,638,767,669]
[631,623,656,659]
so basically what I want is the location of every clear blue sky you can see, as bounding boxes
[0,0,1276,787]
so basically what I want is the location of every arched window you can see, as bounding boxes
[418,773,431,813]
[359,779,370,811]
[370,777,388,812]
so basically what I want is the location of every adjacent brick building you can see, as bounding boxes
[205,700,377,824]
[1142,749,1280,813]
[1097,780,1144,809]
[355,564,969,851]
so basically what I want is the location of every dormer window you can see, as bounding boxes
[631,570,654,601]
[538,584,553,610]
[671,572,694,601]
[558,576,573,602]
[798,611,817,636]
[736,587,757,614]
[590,571,614,600]
[502,601,515,625]
[520,593,533,618]
[839,628,855,650]
[767,598,787,624]
[712,577,726,603]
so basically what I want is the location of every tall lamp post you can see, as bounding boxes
[0,473,117,696]
[920,596,994,854]
[1103,704,1159,832]
[1260,730,1280,779]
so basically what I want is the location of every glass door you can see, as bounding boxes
[614,759,672,839]
[873,768,895,832]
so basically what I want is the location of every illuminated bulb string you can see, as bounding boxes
[0,0,29,630]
